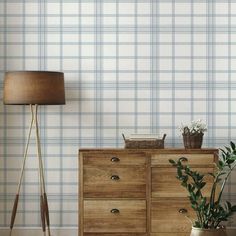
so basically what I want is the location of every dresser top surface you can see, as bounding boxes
[79,148,218,154]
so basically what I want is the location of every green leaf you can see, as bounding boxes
[169,159,176,165]
[200,182,206,189]
[230,154,236,160]
[194,221,201,228]
[231,204,236,212]
[191,204,197,210]
[228,158,235,165]
[208,172,215,178]
[218,160,224,167]
[220,148,227,155]
[230,141,236,150]
[226,146,231,153]
[218,172,226,176]
[200,197,206,207]
[226,201,231,210]
[196,190,201,198]
[217,160,224,170]
[177,167,182,177]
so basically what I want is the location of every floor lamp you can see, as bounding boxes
[3,71,65,236]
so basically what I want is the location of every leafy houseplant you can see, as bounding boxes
[169,142,236,235]
[179,119,207,149]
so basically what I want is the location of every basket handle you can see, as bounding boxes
[162,134,167,141]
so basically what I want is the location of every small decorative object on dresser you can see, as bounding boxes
[169,142,236,236]
[179,119,207,149]
[79,148,218,236]
[122,133,166,149]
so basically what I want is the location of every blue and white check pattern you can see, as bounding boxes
[0,0,236,228]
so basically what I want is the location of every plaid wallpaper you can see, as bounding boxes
[0,0,236,228]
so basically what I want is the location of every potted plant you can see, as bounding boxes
[179,119,207,149]
[169,141,236,236]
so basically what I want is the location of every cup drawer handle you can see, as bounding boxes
[111,157,120,162]
[111,208,120,214]
[111,175,120,181]
[179,208,188,214]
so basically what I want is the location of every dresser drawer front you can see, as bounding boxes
[151,199,194,233]
[151,154,215,167]
[83,152,147,166]
[151,234,189,236]
[84,200,147,233]
[152,167,213,198]
[84,234,147,236]
[84,167,146,198]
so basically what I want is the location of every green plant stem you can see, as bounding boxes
[196,210,203,227]
[217,162,236,204]
[208,172,220,214]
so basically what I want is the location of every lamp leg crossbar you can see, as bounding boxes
[9,105,51,236]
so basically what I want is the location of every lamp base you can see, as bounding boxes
[9,105,51,236]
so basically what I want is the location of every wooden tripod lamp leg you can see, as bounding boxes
[35,105,51,236]
[34,105,46,236]
[9,105,34,236]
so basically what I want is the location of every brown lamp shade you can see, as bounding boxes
[3,71,65,105]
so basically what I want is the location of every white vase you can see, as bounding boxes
[190,227,227,236]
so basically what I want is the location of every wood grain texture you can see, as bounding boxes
[79,149,218,236]
[84,200,147,233]
[151,154,215,167]
[150,234,189,236]
[151,199,195,233]
[84,166,146,198]
[152,167,214,198]
[146,156,151,236]
[84,234,147,236]
[83,152,147,166]
[80,148,218,153]
[79,152,84,236]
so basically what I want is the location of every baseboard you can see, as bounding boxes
[0,228,235,236]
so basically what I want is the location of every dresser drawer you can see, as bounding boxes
[84,167,146,198]
[84,200,147,233]
[151,154,215,167]
[152,167,213,198]
[84,234,147,236]
[151,199,194,233]
[83,152,147,166]
[151,234,189,236]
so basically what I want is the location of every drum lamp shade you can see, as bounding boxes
[3,71,65,105]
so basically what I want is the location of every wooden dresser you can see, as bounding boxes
[79,148,218,236]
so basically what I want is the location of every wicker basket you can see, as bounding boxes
[123,134,166,149]
[183,133,204,149]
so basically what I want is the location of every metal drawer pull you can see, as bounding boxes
[111,175,120,181]
[111,208,120,214]
[179,208,188,214]
[179,157,188,162]
[111,157,120,162]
